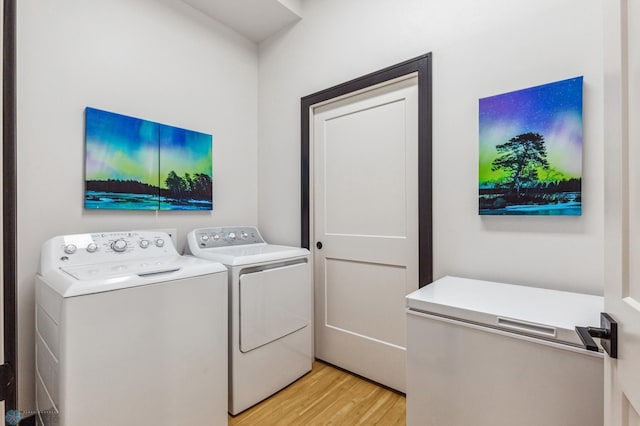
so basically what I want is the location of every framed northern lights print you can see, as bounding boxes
[478,77,583,216]
[84,107,213,211]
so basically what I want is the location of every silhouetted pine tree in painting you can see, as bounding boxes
[490,132,549,194]
[86,179,158,195]
[86,171,212,202]
[164,171,212,201]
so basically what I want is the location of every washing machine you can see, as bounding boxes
[35,230,228,426]
[186,226,312,415]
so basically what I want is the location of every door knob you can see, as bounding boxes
[316,241,323,249]
[575,312,617,358]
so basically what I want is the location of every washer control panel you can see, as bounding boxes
[194,226,263,248]
[41,230,177,273]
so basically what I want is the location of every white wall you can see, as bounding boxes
[17,0,258,410]
[258,0,604,294]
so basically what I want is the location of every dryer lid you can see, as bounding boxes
[189,243,309,266]
[186,226,310,265]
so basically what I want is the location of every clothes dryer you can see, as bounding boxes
[35,230,228,426]
[186,226,312,415]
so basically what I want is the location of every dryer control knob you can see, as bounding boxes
[64,244,77,255]
[155,238,165,247]
[111,239,128,253]
[86,243,98,253]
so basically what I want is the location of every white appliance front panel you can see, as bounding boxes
[406,310,603,426]
[57,272,228,426]
[239,262,310,352]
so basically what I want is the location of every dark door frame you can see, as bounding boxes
[300,53,433,287]
[2,0,18,421]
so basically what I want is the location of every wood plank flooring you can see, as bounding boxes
[228,360,406,425]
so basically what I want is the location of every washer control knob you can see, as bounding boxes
[64,244,77,255]
[240,231,248,240]
[200,234,210,242]
[227,232,236,242]
[155,238,165,247]
[111,239,128,253]
[139,239,150,249]
[86,243,98,253]
[212,234,220,241]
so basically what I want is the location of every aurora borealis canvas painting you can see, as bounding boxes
[85,107,212,210]
[479,77,583,215]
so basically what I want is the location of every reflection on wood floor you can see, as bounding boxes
[228,360,406,425]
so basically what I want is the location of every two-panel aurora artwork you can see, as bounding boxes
[479,77,583,216]
[84,107,213,210]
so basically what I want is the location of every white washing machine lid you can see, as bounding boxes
[42,255,226,297]
[406,276,603,347]
[38,231,227,297]
[190,243,309,266]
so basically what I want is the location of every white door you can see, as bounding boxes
[603,1,640,424]
[312,75,418,392]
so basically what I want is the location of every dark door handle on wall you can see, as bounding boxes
[316,241,323,250]
[575,312,617,358]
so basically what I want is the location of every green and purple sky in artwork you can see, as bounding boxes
[479,77,583,185]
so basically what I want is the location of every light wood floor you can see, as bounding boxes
[228,360,406,425]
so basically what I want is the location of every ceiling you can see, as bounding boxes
[181,0,303,43]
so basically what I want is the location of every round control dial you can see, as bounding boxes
[200,234,210,242]
[111,239,128,253]
[139,240,150,249]
[86,243,98,253]
[64,244,77,255]
[226,232,236,242]
[155,238,165,248]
